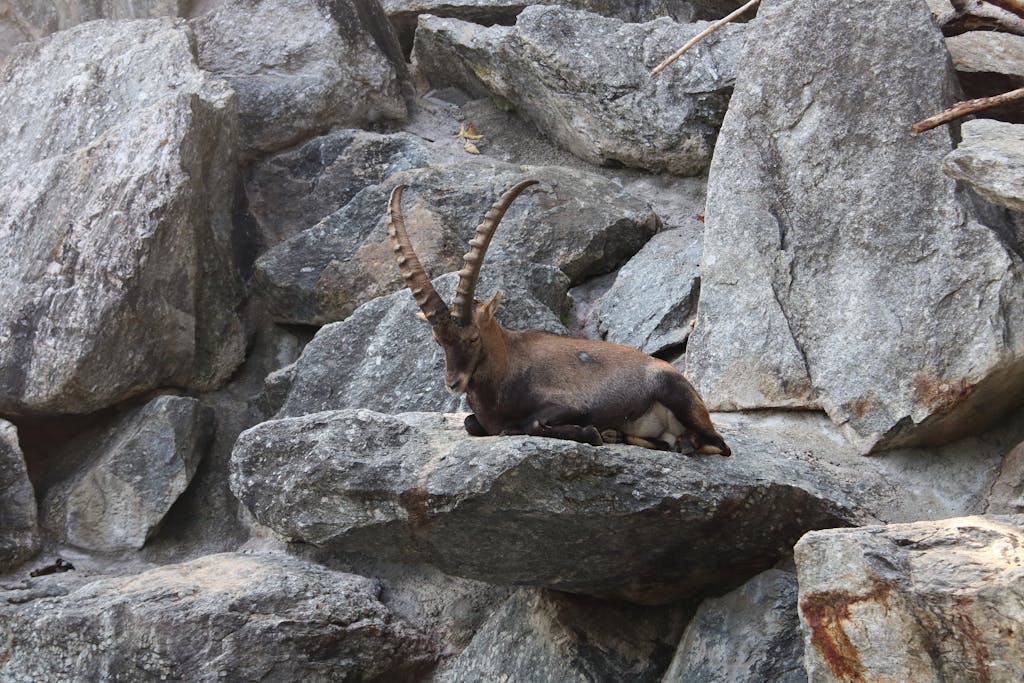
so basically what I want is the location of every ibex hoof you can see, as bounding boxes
[599,429,622,444]
[581,426,603,447]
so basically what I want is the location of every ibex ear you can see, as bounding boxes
[480,291,501,320]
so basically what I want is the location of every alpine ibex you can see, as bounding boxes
[387,179,731,456]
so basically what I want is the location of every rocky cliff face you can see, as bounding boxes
[2,1,1023,681]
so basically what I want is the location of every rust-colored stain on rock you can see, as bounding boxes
[399,486,432,528]
[799,579,892,683]
[913,372,974,413]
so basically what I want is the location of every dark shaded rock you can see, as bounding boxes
[191,0,406,156]
[0,420,39,572]
[253,160,658,325]
[438,589,689,682]
[0,18,245,417]
[246,129,435,244]
[276,259,569,417]
[686,0,1024,452]
[41,396,213,552]
[411,7,745,174]
[796,515,1024,683]
[0,553,437,681]
[663,568,805,682]
[230,409,861,604]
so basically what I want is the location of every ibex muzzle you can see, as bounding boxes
[387,180,731,456]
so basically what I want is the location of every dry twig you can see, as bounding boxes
[911,87,1024,134]
[980,0,1024,20]
[650,0,761,77]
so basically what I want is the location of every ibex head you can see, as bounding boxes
[386,180,539,394]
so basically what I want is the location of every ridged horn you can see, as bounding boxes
[452,179,540,326]
[387,185,450,324]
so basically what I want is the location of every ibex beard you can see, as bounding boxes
[387,179,731,456]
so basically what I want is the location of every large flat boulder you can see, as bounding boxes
[0,18,245,417]
[253,160,659,325]
[42,396,213,552]
[230,409,860,605]
[795,515,1024,682]
[275,259,569,417]
[0,420,39,571]
[191,0,406,156]
[0,553,436,681]
[685,0,1024,452]
[411,7,745,174]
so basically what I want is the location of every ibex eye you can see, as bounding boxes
[470,333,480,343]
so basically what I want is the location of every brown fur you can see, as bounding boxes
[386,181,730,456]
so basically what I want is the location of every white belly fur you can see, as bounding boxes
[621,402,684,444]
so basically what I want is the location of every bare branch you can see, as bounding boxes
[650,0,761,78]
[911,87,1024,134]
[981,0,1024,20]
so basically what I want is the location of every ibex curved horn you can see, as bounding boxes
[452,179,539,326]
[387,185,450,324]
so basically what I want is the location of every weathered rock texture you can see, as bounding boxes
[946,30,1024,81]
[944,119,1024,213]
[663,568,805,682]
[231,409,859,604]
[254,161,658,324]
[987,440,1024,514]
[191,0,406,156]
[438,589,688,682]
[0,553,436,681]
[0,420,39,571]
[246,129,434,244]
[42,396,213,552]
[412,7,745,174]
[796,515,1024,683]
[590,226,702,357]
[0,18,245,417]
[0,0,184,39]
[384,0,707,54]
[276,259,569,417]
[686,0,1024,452]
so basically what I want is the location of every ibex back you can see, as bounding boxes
[387,180,731,456]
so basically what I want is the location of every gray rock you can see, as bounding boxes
[946,30,1024,80]
[944,119,1024,213]
[438,589,688,683]
[253,160,658,325]
[384,0,703,55]
[0,0,184,38]
[685,0,1024,452]
[663,569,805,683]
[795,515,1024,683]
[0,552,436,681]
[411,7,745,174]
[191,0,406,156]
[230,408,860,604]
[0,420,39,572]
[42,396,213,552]
[246,129,435,244]
[591,226,702,357]
[277,259,570,417]
[0,18,245,417]
[987,440,1024,514]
